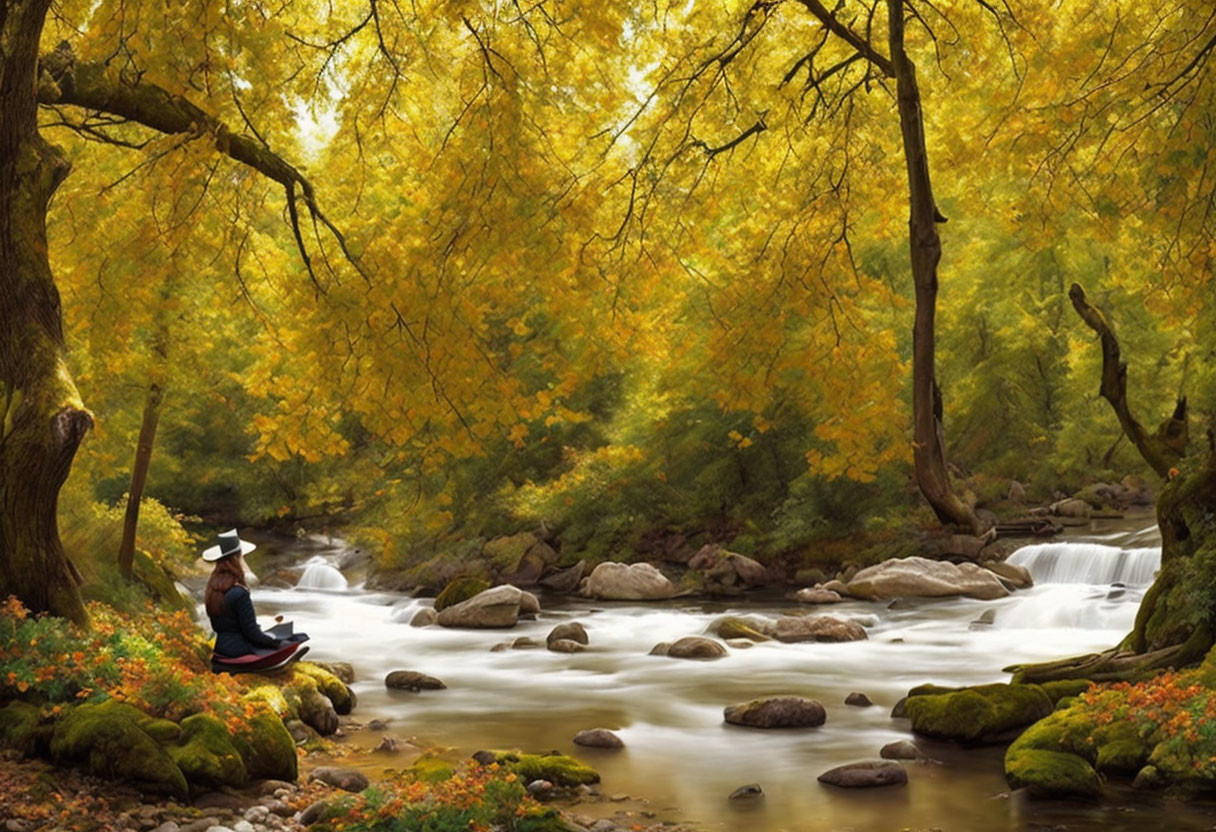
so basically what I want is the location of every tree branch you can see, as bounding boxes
[794,0,895,78]
[1069,283,1187,478]
[36,44,370,291]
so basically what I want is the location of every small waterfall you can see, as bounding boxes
[296,556,349,590]
[1008,542,1161,587]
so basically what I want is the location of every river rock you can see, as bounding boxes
[385,670,446,691]
[299,689,339,735]
[437,585,528,628]
[724,696,826,728]
[518,590,541,617]
[844,692,873,707]
[792,587,842,604]
[821,579,851,596]
[573,729,624,749]
[410,608,437,627]
[773,615,867,643]
[712,615,771,641]
[309,661,355,683]
[846,556,1010,601]
[548,639,586,653]
[583,562,676,600]
[879,740,924,760]
[649,642,671,656]
[985,561,1033,590]
[818,760,907,788]
[666,636,728,659]
[547,621,589,646]
[725,638,754,649]
[1051,497,1092,518]
[688,545,768,592]
[512,637,541,649]
[539,560,586,593]
[310,767,369,792]
[729,783,763,800]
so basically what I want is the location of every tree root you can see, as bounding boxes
[1005,640,1201,685]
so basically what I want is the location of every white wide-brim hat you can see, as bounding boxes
[202,528,257,562]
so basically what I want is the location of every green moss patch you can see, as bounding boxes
[480,750,600,786]
[905,683,1053,743]
[435,576,491,612]
[50,701,188,798]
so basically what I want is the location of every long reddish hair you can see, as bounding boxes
[204,555,246,617]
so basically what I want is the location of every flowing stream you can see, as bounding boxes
[229,520,1216,831]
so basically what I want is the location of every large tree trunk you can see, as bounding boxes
[0,0,92,625]
[886,0,981,534]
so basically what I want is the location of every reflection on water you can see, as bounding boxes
[226,520,1216,831]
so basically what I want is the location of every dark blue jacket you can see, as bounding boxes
[210,586,281,657]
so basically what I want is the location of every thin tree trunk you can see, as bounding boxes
[0,0,92,624]
[887,0,980,534]
[117,382,164,580]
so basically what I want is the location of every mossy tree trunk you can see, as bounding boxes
[0,0,92,625]
[1012,287,1215,683]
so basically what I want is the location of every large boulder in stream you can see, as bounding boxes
[773,615,867,643]
[846,556,1010,601]
[902,681,1087,743]
[582,562,676,600]
[724,697,826,729]
[818,760,907,788]
[437,585,538,628]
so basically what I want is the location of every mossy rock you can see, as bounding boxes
[0,702,41,756]
[1038,679,1092,703]
[480,750,600,786]
[1005,748,1102,799]
[141,717,182,744]
[232,711,298,782]
[1004,702,1150,792]
[168,714,247,789]
[242,682,293,719]
[714,617,770,642]
[905,684,1053,743]
[409,754,456,783]
[435,576,491,612]
[516,807,581,832]
[292,663,354,715]
[483,533,541,571]
[50,701,188,798]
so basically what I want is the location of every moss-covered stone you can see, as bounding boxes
[479,751,599,786]
[50,701,188,798]
[0,701,41,755]
[232,711,298,782]
[409,754,456,783]
[1005,748,1103,799]
[515,807,581,832]
[435,576,491,612]
[292,662,354,715]
[714,617,770,642]
[140,717,182,744]
[905,684,1053,743]
[1039,679,1092,703]
[243,681,293,718]
[168,714,246,789]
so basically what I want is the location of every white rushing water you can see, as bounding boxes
[239,520,1216,832]
[295,556,349,591]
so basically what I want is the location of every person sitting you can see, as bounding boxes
[203,529,308,672]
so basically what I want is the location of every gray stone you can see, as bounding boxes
[548,638,586,653]
[573,728,624,749]
[724,696,826,729]
[846,557,1009,601]
[310,766,369,792]
[666,636,728,660]
[844,692,873,707]
[410,608,438,627]
[773,615,867,643]
[648,642,671,656]
[436,585,528,628]
[728,783,763,800]
[583,562,676,600]
[547,621,589,646]
[298,800,331,825]
[792,587,842,604]
[817,760,907,788]
[385,670,446,691]
[879,740,923,760]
